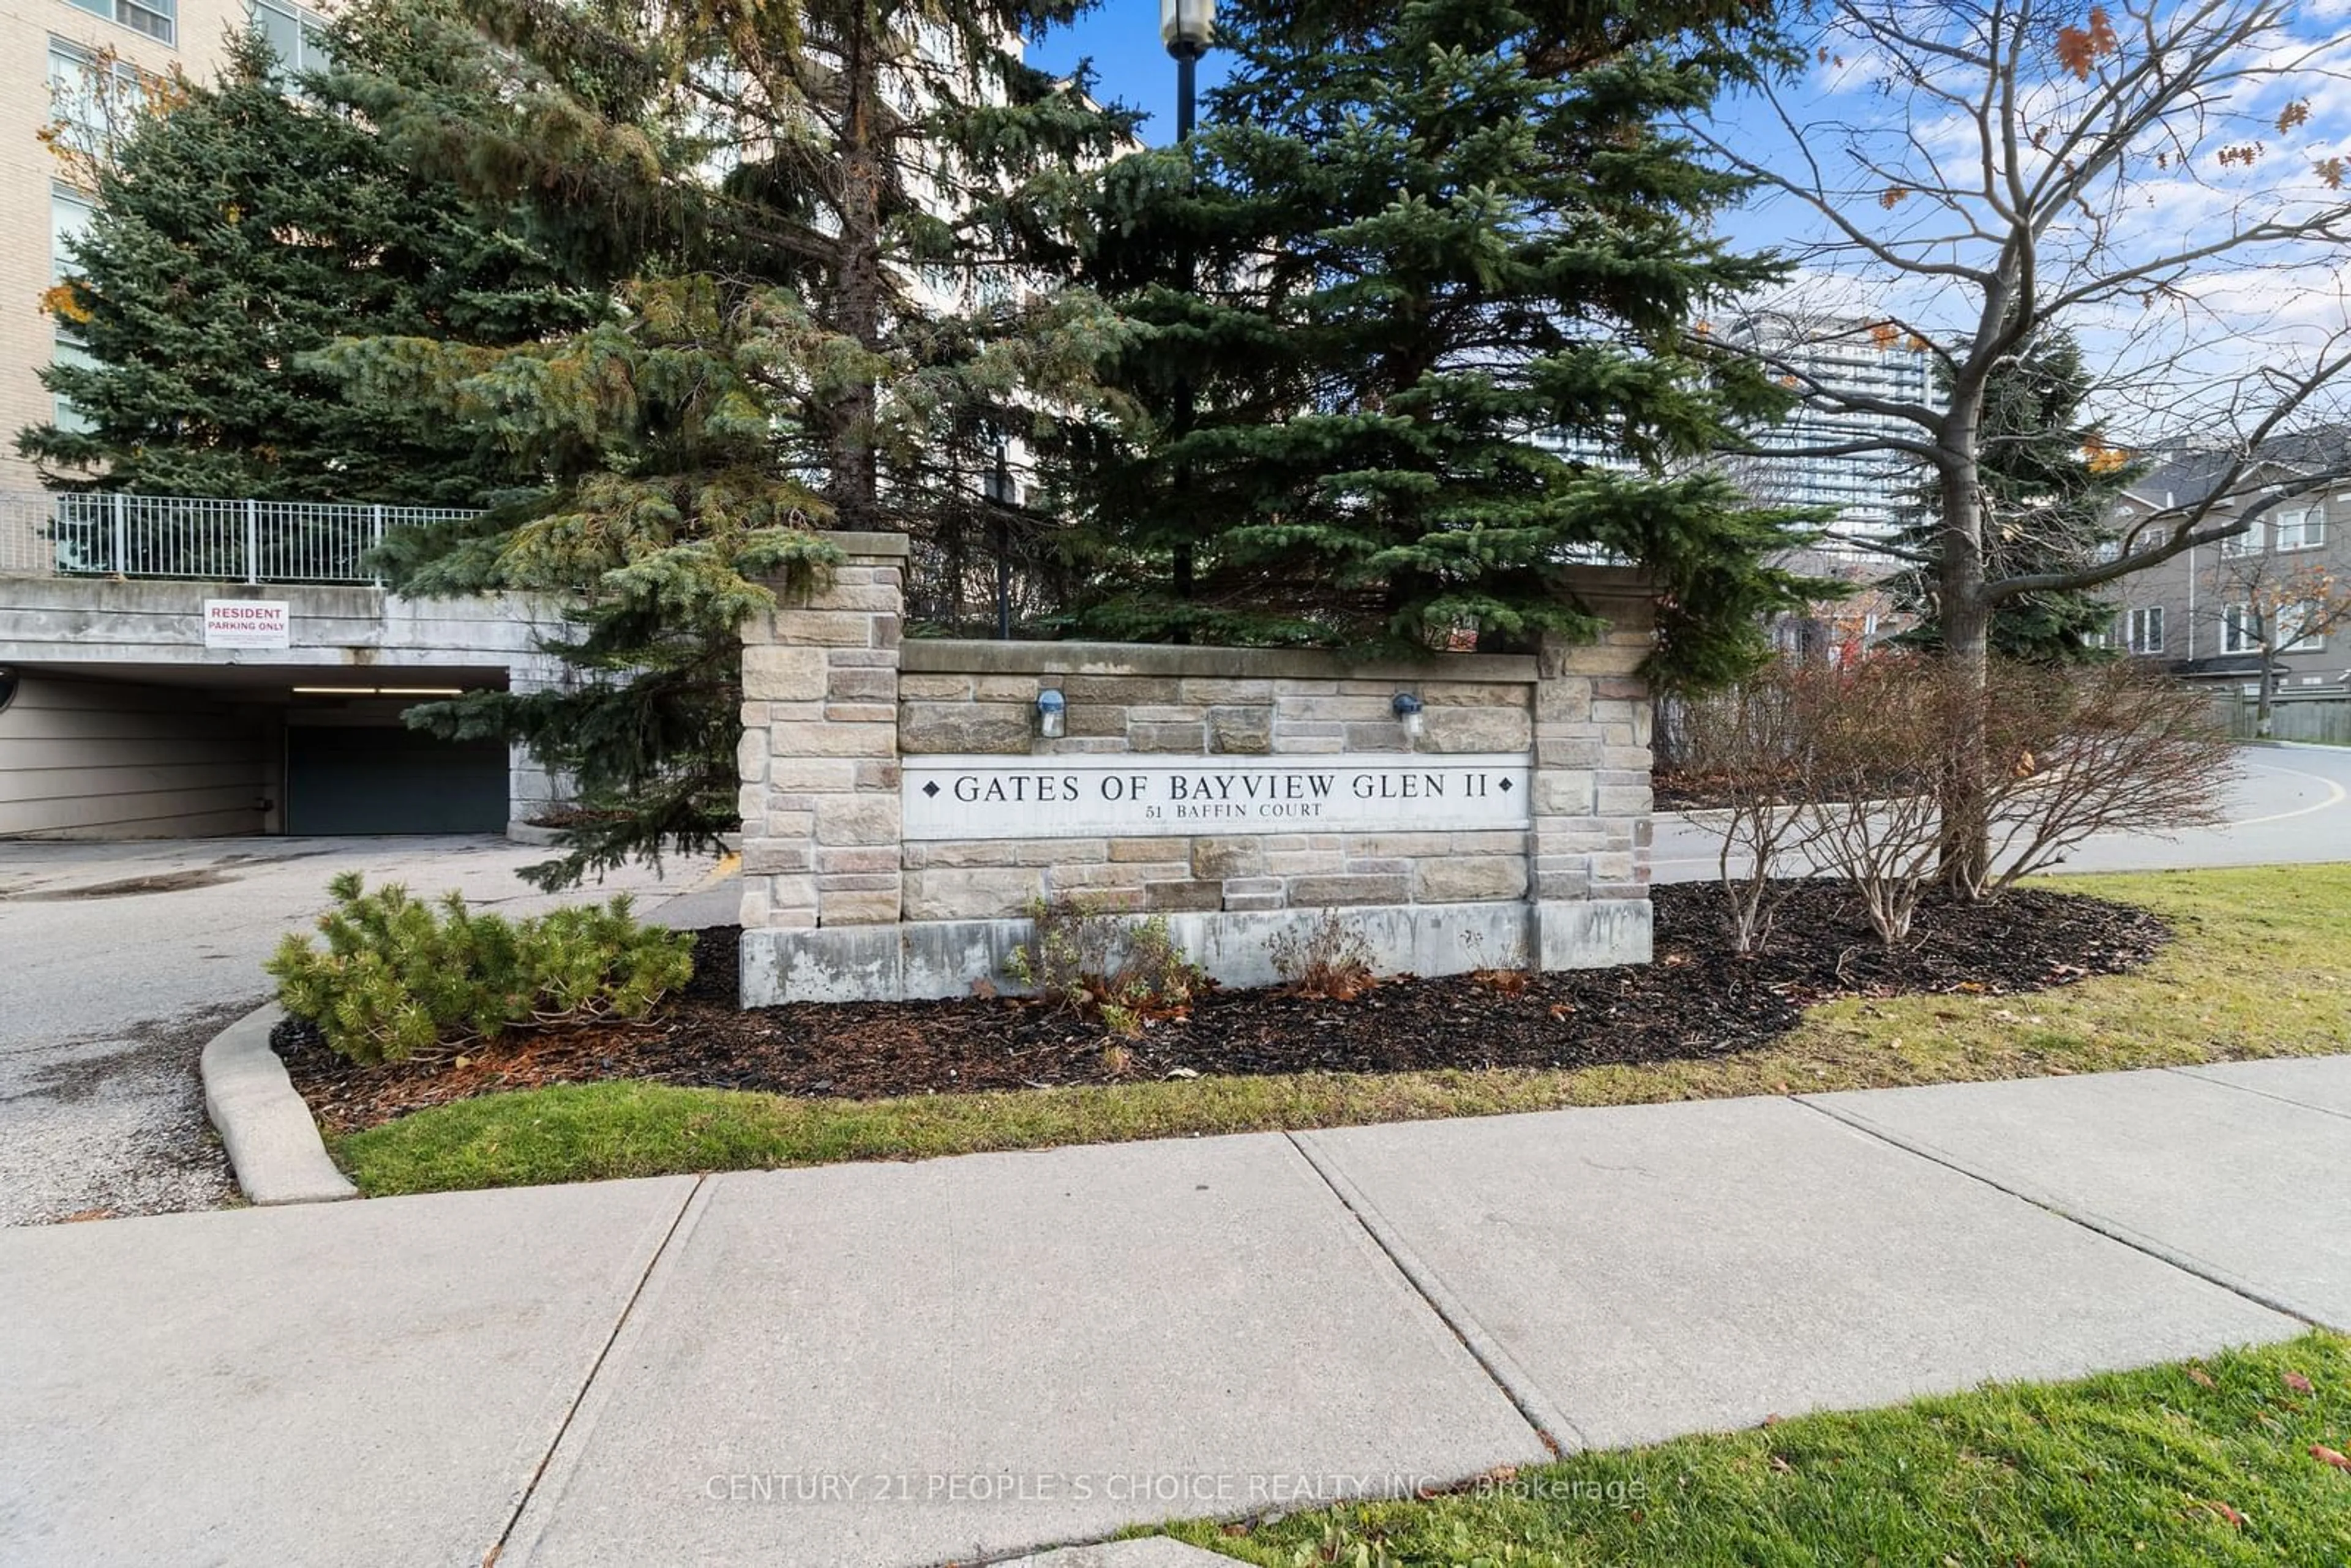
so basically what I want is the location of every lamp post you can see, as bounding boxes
[1161,0,1214,138]
[983,440,1014,640]
[1161,0,1214,640]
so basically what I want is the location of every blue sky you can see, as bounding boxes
[1027,2,2351,438]
[1030,2,1233,143]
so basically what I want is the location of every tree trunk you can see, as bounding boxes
[1935,450,1993,899]
[827,16,884,535]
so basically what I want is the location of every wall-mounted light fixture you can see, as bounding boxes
[1391,691,1424,740]
[0,667,18,715]
[1036,687,1067,739]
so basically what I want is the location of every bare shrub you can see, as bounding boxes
[1797,655,1948,947]
[1458,926,1532,994]
[1680,664,1837,954]
[1973,659,2235,898]
[1003,897,1205,1037]
[1268,910,1378,1000]
[1778,654,2234,943]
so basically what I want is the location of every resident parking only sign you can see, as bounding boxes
[901,752,1532,840]
[203,599,291,649]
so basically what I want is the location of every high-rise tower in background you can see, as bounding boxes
[1722,310,1941,547]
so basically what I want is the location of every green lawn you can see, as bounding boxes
[334,864,2351,1197]
[1146,1334,2351,1567]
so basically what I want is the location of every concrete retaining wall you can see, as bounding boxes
[738,535,1657,1004]
[0,577,560,672]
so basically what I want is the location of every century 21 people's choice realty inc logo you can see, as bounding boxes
[901,753,1532,841]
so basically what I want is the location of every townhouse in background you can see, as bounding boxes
[2098,436,2351,703]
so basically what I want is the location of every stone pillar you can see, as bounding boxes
[1530,572,1654,969]
[737,532,909,935]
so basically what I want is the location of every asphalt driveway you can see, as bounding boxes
[0,836,721,1227]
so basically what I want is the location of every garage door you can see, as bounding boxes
[285,726,509,834]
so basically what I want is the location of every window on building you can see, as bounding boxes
[64,0,174,45]
[51,336,98,435]
[2221,602,2320,655]
[251,0,331,76]
[2273,507,2327,552]
[2279,601,2326,653]
[51,186,94,285]
[2221,519,2265,557]
[50,187,99,435]
[2123,606,2164,654]
[47,40,144,160]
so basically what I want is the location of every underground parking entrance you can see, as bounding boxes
[0,662,519,838]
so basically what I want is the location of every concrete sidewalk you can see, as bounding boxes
[5,1057,2346,1568]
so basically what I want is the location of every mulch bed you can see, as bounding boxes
[275,881,2171,1135]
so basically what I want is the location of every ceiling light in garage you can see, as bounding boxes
[290,685,465,697]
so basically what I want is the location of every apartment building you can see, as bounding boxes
[4,0,333,492]
[0,0,560,839]
[2096,438,2351,692]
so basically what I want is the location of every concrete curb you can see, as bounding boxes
[998,1540,1233,1566]
[200,1003,358,1206]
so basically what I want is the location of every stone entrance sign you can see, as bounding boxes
[735,533,1657,1003]
[902,754,1532,840]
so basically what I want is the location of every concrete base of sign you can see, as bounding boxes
[740,898,1652,1005]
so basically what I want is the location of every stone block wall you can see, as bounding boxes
[737,543,1657,1003]
[737,534,907,933]
[894,647,1542,925]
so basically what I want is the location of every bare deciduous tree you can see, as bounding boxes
[1689,0,2351,890]
[2203,549,2351,735]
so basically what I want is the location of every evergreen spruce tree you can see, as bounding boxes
[319,0,1135,883]
[1889,330,2136,662]
[1056,0,1815,680]
[20,21,598,504]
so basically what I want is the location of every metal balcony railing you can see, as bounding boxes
[0,491,481,586]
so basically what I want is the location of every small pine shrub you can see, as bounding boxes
[268,871,696,1065]
[1003,896,1205,1038]
[1268,910,1379,1000]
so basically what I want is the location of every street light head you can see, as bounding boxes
[1161,0,1214,58]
